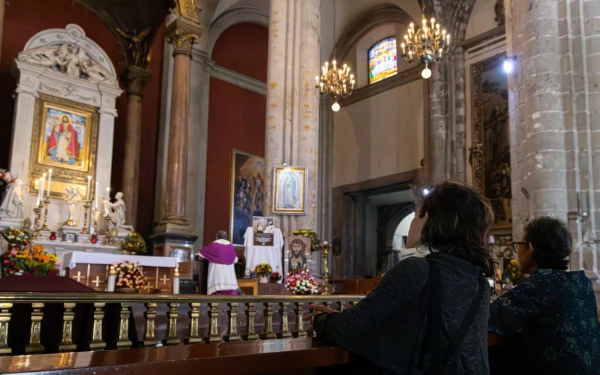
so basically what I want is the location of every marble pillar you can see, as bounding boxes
[264,0,321,237]
[155,26,199,235]
[428,63,449,185]
[120,66,151,227]
[506,0,600,297]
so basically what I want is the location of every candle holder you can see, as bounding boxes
[41,197,51,231]
[103,215,112,245]
[92,209,101,235]
[80,201,91,234]
[32,204,42,240]
[321,243,331,296]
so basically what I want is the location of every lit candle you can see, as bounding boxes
[47,169,52,197]
[35,179,40,207]
[107,266,116,292]
[315,76,319,85]
[86,176,91,201]
[95,182,99,209]
[401,43,406,54]
[173,268,180,294]
[106,187,110,198]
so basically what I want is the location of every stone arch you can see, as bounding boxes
[208,5,269,57]
[330,4,416,62]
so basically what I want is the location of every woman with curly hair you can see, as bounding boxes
[305,181,493,374]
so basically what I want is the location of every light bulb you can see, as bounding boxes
[503,59,514,74]
[422,67,432,79]
[332,102,340,112]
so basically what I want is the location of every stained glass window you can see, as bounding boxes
[369,37,398,84]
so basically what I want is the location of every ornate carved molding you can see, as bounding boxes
[204,60,267,95]
[166,24,200,56]
[174,0,201,24]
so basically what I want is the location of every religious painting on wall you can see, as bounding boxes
[272,166,307,215]
[230,149,265,247]
[252,216,275,246]
[28,94,98,200]
[285,236,312,275]
[470,53,511,232]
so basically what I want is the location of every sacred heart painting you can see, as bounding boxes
[38,102,92,171]
[272,166,307,215]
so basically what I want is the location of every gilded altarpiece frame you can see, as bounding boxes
[470,52,511,233]
[28,93,98,200]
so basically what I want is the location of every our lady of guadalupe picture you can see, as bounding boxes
[272,166,307,215]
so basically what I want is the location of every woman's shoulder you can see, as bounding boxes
[386,257,430,281]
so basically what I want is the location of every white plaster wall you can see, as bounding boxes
[465,0,498,40]
[332,80,424,187]
[392,212,414,250]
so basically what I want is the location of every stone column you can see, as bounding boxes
[506,0,600,297]
[428,63,448,185]
[264,0,321,238]
[155,25,199,235]
[120,66,151,227]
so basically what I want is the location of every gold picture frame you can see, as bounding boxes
[272,166,307,215]
[28,94,98,200]
[470,52,511,233]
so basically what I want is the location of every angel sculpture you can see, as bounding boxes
[18,45,61,67]
[56,44,81,78]
[116,27,151,67]
[81,58,117,85]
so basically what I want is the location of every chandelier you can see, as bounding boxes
[400,7,451,79]
[315,0,354,112]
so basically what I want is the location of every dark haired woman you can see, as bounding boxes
[305,181,493,374]
[488,217,600,374]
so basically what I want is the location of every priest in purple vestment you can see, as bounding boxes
[198,231,239,295]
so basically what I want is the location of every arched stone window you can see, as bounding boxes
[368,36,398,84]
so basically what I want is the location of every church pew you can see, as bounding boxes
[0,338,353,374]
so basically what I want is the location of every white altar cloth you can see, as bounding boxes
[244,227,283,279]
[65,252,179,269]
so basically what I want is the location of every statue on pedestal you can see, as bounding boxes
[0,178,24,219]
[103,192,134,234]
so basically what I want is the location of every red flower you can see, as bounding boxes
[24,272,31,276]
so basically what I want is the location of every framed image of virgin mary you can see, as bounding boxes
[272,166,307,215]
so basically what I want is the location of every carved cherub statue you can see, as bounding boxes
[103,192,134,233]
[0,178,24,218]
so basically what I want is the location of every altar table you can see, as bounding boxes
[64,252,179,293]
[243,228,283,282]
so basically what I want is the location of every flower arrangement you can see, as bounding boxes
[121,232,147,254]
[1,227,30,247]
[270,271,282,282]
[114,261,147,291]
[254,263,273,277]
[1,244,59,276]
[292,229,322,252]
[0,169,14,189]
[285,271,321,295]
[504,259,524,285]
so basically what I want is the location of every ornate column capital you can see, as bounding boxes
[120,65,152,97]
[166,20,201,57]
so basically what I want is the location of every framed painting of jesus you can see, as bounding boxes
[272,166,307,215]
[29,94,98,199]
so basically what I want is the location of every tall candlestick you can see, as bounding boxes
[95,182,99,209]
[107,266,116,292]
[86,176,91,201]
[47,169,52,197]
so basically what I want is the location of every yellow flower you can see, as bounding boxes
[48,254,58,262]
[293,230,300,235]
[510,259,517,265]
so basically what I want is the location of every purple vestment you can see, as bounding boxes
[199,241,236,265]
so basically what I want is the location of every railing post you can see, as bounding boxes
[337,300,345,312]
[0,303,12,355]
[163,303,181,345]
[261,302,276,339]
[205,302,221,343]
[89,303,105,351]
[141,303,158,346]
[242,302,258,341]
[294,302,307,338]
[185,303,202,344]
[116,303,132,349]
[26,303,44,353]
[59,303,76,352]
[278,301,292,338]
[224,302,241,342]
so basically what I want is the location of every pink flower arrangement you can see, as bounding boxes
[285,271,321,295]
[114,261,147,291]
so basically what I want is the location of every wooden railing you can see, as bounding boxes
[0,293,363,356]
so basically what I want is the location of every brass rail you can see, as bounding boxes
[0,293,363,356]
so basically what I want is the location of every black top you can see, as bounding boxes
[489,269,600,374]
[314,253,490,374]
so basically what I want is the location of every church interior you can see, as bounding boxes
[0,0,598,373]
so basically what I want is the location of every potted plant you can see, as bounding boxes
[1,244,58,276]
[255,263,273,283]
[270,271,282,283]
[1,227,30,252]
[121,232,147,255]
[113,261,147,293]
[285,271,321,295]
